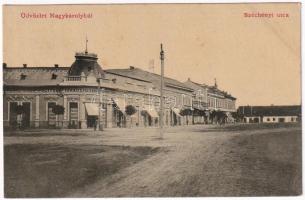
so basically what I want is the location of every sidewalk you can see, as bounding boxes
[3,124,221,147]
[4,124,209,136]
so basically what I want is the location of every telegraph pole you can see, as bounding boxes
[85,35,88,54]
[98,78,101,131]
[97,78,103,131]
[160,44,165,138]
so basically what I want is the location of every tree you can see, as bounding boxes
[231,112,244,122]
[52,105,65,115]
[192,109,207,124]
[180,108,193,125]
[125,105,137,128]
[210,110,227,125]
[13,105,26,129]
[179,108,193,116]
[217,111,227,125]
[210,110,217,123]
[193,109,206,116]
[140,110,147,116]
[125,105,136,115]
[15,105,25,115]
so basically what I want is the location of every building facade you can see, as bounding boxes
[3,50,237,130]
[237,105,301,123]
[3,51,160,129]
[184,78,237,124]
[106,67,195,127]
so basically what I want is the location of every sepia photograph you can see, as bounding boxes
[1,2,302,198]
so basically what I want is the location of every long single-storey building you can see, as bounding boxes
[237,105,301,123]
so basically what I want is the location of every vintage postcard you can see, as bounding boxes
[2,2,302,198]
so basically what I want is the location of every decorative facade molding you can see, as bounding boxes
[44,96,60,101]
[6,95,35,101]
[67,96,80,102]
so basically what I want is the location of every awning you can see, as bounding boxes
[172,108,182,117]
[85,103,99,116]
[144,105,159,118]
[113,98,126,113]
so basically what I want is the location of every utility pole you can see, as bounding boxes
[85,35,88,54]
[98,78,103,131]
[160,44,165,139]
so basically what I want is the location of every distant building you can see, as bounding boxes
[237,105,301,123]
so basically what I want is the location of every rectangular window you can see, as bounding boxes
[69,102,78,125]
[51,73,57,80]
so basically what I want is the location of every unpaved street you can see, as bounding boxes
[4,124,302,197]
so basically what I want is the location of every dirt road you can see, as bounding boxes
[5,124,302,197]
[69,125,301,197]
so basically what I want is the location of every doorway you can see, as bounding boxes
[9,102,31,128]
[254,117,260,123]
[22,102,31,128]
[47,102,56,127]
[87,116,98,128]
[69,102,79,128]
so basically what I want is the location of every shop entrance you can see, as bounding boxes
[87,116,98,128]
[9,102,31,128]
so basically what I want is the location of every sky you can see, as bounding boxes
[3,3,301,106]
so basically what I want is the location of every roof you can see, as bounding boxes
[184,79,236,100]
[106,67,194,93]
[208,86,236,100]
[3,67,69,87]
[184,79,208,91]
[3,50,105,87]
[68,51,104,78]
[3,65,235,100]
[237,105,301,117]
[3,66,160,96]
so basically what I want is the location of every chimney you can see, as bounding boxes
[187,77,191,81]
[54,64,59,68]
[3,63,7,68]
[130,66,135,70]
[23,64,27,68]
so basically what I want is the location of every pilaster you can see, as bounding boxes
[80,95,87,129]
[106,103,113,128]
[35,95,39,127]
